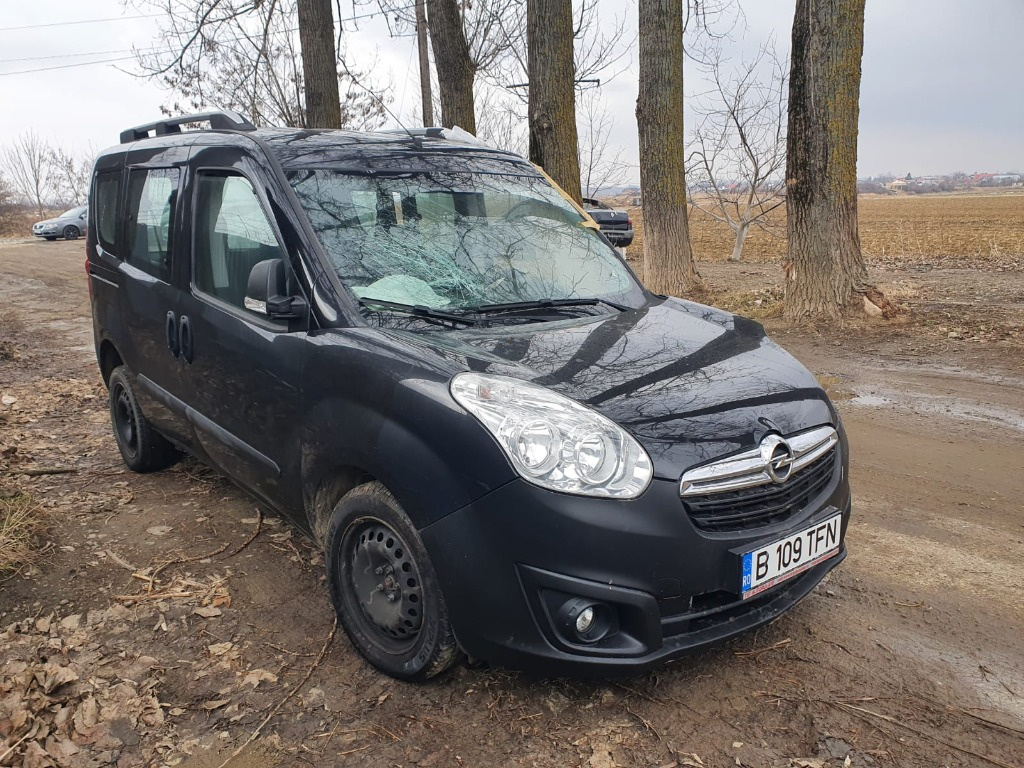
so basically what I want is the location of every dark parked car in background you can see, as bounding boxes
[583,197,634,248]
[33,205,88,240]
[88,112,850,681]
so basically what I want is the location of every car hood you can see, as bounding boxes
[399,297,835,479]
[34,219,60,226]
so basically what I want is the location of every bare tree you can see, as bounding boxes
[131,0,383,129]
[577,88,627,197]
[636,0,701,296]
[414,0,434,126]
[687,44,787,262]
[298,0,342,127]
[1,132,52,219]
[426,0,478,132]
[784,0,893,318]
[48,147,93,208]
[475,89,527,155]
[527,0,582,202]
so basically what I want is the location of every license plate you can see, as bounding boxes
[740,514,842,599]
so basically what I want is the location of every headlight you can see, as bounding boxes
[450,372,653,498]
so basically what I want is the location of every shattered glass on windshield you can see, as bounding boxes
[288,170,644,315]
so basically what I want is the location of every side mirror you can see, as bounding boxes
[244,259,308,322]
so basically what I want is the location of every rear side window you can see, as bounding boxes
[126,168,179,279]
[93,172,120,253]
[193,172,284,310]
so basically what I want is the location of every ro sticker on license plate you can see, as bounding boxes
[740,514,842,600]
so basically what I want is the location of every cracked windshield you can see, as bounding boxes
[288,170,645,320]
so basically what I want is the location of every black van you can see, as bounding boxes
[87,111,851,680]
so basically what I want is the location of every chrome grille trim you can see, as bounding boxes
[679,425,838,497]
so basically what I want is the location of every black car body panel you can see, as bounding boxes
[87,119,851,675]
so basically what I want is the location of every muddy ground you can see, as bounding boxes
[1,239,1022,768]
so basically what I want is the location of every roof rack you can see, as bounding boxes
[119,110,257,144]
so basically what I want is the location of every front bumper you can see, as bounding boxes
[421,472,849,676]
[33,228,57,237]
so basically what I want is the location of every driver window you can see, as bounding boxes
[193,172,285,311]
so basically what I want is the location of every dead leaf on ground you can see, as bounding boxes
[241,669,278,689]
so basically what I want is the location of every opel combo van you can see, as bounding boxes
[87,111,850,680]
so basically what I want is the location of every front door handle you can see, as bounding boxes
[165,311,179,357]
[178,315,193,364]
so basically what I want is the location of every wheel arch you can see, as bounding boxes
[98,340,124,387]
[307,465,377,546]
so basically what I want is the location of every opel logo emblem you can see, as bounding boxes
[760,434,795,484]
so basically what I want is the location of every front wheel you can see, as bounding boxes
[108,366,178,472]
[326,482,460,681]
[63,225,80,240]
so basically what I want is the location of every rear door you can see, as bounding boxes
[175,148,309,511]
[113,146,194,446]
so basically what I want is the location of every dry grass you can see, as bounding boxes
[0,208,49,239]
[626,191,1024,266]
[0,491,48,576]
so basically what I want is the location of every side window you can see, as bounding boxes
[125,168,179,279]
[193,172,285,311]
[93,171,120,253]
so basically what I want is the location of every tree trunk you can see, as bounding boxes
[415,0,434,127]
[784,0,890,318]
[527,0,582,203]
[427,0,477,133]
[730,220,749,262]
[636,0,700,296]
[297,0,342,128]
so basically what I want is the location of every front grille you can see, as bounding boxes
[682,446,837,532]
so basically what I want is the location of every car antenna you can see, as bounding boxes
[341,62,424,148]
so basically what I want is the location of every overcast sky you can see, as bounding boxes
[1,0,1021,184]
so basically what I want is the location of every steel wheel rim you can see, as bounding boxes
[112,384,137,455]
[343,520,424,654]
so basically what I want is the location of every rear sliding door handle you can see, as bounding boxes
[178,315,193,364]
[165,311,179,357]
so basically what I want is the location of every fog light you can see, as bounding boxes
[575,606,595,634]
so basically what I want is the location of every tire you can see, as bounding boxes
[62,225,80,241]
[326,482,460,681]
[44,236,57,241]
[108,366,178,472]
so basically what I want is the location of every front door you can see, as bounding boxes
[176,157,308,512]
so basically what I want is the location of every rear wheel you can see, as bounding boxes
[62,225,80,240]
[108,366,178,472]
[326,482,460,681]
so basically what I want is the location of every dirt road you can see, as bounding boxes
[2,240,1022,768]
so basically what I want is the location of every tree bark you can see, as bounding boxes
[426,0,477,133]
[784,0,890,318]
[527,0,582,203]
[730,221,749,263]
[297,0,342,128]
[415,0,434,127]
[636,0,701,296]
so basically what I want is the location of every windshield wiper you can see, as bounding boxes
[357,298,478,326]
[471,297,632,314]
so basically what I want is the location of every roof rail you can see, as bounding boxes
[119,110,257,144]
